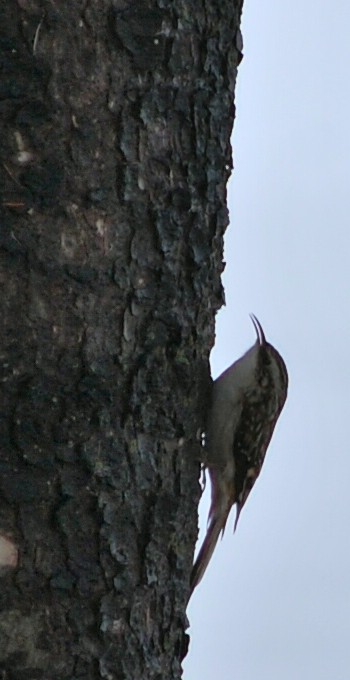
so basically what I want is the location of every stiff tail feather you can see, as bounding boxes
[189,504,230,597]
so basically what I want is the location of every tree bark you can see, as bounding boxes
[0,1,243,678]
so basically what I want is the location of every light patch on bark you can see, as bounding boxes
[0,534,18,568]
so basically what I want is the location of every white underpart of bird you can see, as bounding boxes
[190,315,288,596]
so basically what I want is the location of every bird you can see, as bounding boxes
[190,315,288,595]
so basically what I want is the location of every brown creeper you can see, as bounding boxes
[190,315,288,594]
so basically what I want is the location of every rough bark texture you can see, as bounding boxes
[0,1,243,678]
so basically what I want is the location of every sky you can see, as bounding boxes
[185,1,350,679]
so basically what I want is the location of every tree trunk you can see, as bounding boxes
[0,1,243,678]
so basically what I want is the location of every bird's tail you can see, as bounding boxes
[189,498,231,597]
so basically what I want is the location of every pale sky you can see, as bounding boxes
[185,1,350,679]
